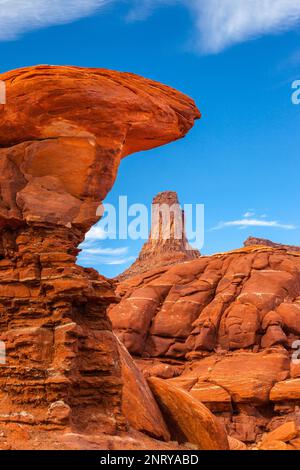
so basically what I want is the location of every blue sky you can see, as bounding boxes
[0,0,300,277]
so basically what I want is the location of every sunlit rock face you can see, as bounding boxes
[0,65,200,449]
[244,237,300,253]
[118,191,201,281]
[110,245,300,446]
[0,65,200,232]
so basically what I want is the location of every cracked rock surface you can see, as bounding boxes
[110,245,300,446]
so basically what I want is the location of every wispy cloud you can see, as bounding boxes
[127,0,175,21]
[243,211,255,218]
[78,226,133,266]
[211,211,296,231]
[82,246,129,256]
[103,256,135,265]
[0,0,109,40]
[78,243,134,266]
[84,225,112,242]
[128,0,300,53]
[213,219,296,231]
[79,253,134,265]
[1,1,300,53]
[190,0,300,53]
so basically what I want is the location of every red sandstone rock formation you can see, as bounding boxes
[116,336,170,441]
[258,420,300,450]
[0,65,200,449]
[118,191,200,281]
[244,237,300,253]
[111,245,300,357]
[109,245,300,446]
[148,377,229,450]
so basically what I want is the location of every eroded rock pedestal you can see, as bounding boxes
[0,224,125,446]
[0,65,200,449]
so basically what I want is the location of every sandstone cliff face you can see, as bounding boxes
[111,245,300,357]
[110,245,300,446]
[0,65,200,449]
[118,191,200,281]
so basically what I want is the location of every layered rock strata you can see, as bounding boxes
[0,65,200,449]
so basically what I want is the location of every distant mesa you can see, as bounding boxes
[244,236,300,253]
[117,191,201,281]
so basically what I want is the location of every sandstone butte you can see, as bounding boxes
[0,65,202,450]
[110,241,300,448]
[118,191,200,281]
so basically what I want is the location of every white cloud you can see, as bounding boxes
[1,1,300,52]
[212,216,296,231]
[104,256,135,265]
[129,0,300,53]
[244,211,255,218]
[0,0,109,40]
[84,225,111,242]
[190,0,300,53]
[79,253,135,265]
[127,0,175,21]
[81,246,129,256]
[78,228,132,266]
